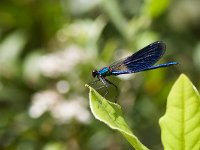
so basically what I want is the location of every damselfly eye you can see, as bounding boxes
[92,70,98,78]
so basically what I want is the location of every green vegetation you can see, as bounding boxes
[0,0,200,149]
[160,74,200,150]
[87,74,200,150]
[86,84,149,150]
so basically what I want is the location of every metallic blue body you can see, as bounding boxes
[97,41,177,77]
[93,41,178,80]
[91,41,178,102]
[98,67,111,77]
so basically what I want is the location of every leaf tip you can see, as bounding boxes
[174,74,191,87]
[179,73,188,80]
[85,84,89,88]
[85,84,93,96]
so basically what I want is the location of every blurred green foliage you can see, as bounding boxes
[0,0,200,150]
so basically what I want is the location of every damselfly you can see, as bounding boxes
[91,41,177,101]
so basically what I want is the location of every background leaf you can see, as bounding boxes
[86,84,149,150]
[159,74,200,150]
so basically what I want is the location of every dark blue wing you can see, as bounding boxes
[109,41,167,75]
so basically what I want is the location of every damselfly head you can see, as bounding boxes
[92,69,98,78]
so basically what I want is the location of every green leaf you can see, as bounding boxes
[85,84,149,150]
[159,74,200,150]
